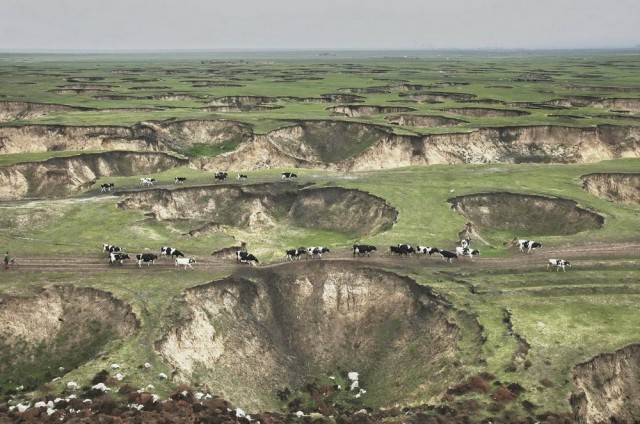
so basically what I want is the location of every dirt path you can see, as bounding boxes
[4,242,638,275]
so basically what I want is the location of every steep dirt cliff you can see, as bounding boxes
[0,124,157,153]
[448,192,604,236]
[571,344,640,424]
[339,125,640,171]
[581,173,640,205]
[0,285,139,392]
[0,151,188,198]
[0,101,95,122]
[156,263,483,411]
[117,184,397,237]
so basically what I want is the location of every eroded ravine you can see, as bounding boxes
[156,262,484,410]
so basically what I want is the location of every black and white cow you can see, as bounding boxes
[455,246,480,260]
[306,247,330,259]
[175,257,196,270]
[100,183,114,193]
[237,174,248,180]
[139,177,156,186]
[517,239,542,253]
[439,250,459,263]
[285,248,305,261]
[390,245,415,256]
[103,244,123,255]
[460,238,471,249]
[281,172,298,181]
[214,172,228,182]
[353,244,377,257]
[161,246,184,258]
[174,177,187,184]
[136,253,158,267]
[416,246,440,256]
[236,251,259,265]
[547,259,571,272]
[109,252,130,265]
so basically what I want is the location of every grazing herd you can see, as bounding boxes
[98,171,302,195]
[98,175,569,271]
[101,236,570,271]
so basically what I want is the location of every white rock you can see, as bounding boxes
[83,399,92,403]
[195,392,205,400]
[348,371,359,381]
[47,407,56,416]
[115,373,124,381]
[355,409,368,415]
[181,390,189,397]
[67,394,77,399]
[110,364,120,370]
[350,380,359,391]
[144,362,152,369]
[158,372,168,380]
[47,401,54,408]
[204,394,212,400]
[295,411,304,417]
[54,398,63,404]
[52,377,61,382]
[146,384,155,390]
[537,321,546,329]
[34,401,47,408]
[67,381,79,390]
[58,367,65,372]
[152,394,160,403]
[328,376,335,380]
[235,408,246,418]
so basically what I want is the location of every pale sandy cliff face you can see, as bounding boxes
[156,263,483,411]
[581,173,640,205]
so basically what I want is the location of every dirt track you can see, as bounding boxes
[4,242,638,276]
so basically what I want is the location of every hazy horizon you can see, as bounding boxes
[1,0,639,52]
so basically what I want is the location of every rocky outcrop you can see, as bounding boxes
[581,173,640,205]
[329,105,416,117]
[386,114,466,127]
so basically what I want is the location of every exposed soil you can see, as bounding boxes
[206,96,277,108]
[386,114,466,127]
[442,107,530,117]
[581,173,640,205]
[0,151,188,199]
[571,344,640,424]
[0,285,139,392]
[447,192,604,236]
[329,105,416,117]
[157,262,483,410]
[0,102,95,122]
[117,184,397,237]
[399,92,477,103]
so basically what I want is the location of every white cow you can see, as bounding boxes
[175,257,196,269]
[547,259,571,272]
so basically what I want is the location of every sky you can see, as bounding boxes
[1,0,639,51]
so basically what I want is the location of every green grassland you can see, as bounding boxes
[0,51,639,418]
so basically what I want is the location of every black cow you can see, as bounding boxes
[439,250,459,263]
[306,247,330,259]
[161,246,184,258]
[353,244,377,257]
[416,246,440,256]
[136,253,158,267]
[109,252,130,265]
[281,172,298,180]
[103,244,123,255]
[100,183,114,193]
[174,177,187,184]
[236,251,259,265]
[237,174,248,180]
[517,239,542,253]
[214,172,228,182]
[285,248,305,261]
